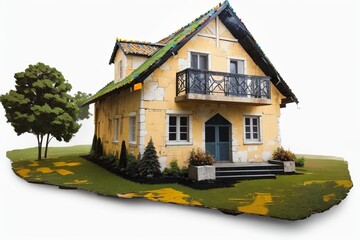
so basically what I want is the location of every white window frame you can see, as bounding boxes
[129,113,136,145]
[188,50,211,70]
[243,115,262,144]
[166,110,192,146]
[228,57,246,74]
[113,116,119,143]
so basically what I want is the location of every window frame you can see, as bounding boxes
[189,51,210,70]
[119,60,124,80]
[243,115,262,144]
[113,117,119,143]
[166,113,192,146]
[228,58,246,74]
[129,115,136,145]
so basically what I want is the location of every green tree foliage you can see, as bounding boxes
[137,138,161,178]
[119,140,127,171]
[0,62,90,159]
[73,91,92,121]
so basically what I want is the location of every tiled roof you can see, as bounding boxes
[117,40,163,57]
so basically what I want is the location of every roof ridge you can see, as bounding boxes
[157,1,227,44]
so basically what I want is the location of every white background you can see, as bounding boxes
[0,0,359,239]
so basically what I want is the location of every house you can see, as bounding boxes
[84,1,298,169]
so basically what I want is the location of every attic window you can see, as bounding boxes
[230,59,245,74]
[119,60,124,79]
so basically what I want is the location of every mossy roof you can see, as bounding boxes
[84,1,298,105]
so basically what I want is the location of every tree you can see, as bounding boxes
[137,138,161,178]
[73,91,92,121]
[0,62,89,160]
[119,140,127,171]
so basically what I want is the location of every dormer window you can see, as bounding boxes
[119,60,124,79]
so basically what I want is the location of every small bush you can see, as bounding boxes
[137,138,161,178]
[99,154,117,169]
[119,140,127,171]
[272,147,296,162]
[95,137,103,158]
[126,153,139,177]
[90,135,97,157]
[162,159,181,178]
[295,157,305,167]
[189,148,215,166]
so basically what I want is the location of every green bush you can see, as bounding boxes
[99,154,117,169]
[137,138,161,178]
[295,157,305,167]
[272,147,296,162]
[90,135,97,157]
[189,148,215,166]
[119,140,127,171]
[95,137,103,158]
[162,159,181,177]
[126,153,138,177]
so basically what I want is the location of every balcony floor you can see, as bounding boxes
[175,93,272,105]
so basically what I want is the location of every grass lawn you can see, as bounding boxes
[7,146,352,220]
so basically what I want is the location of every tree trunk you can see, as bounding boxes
[44,133,51,158]
[37,134,44,160]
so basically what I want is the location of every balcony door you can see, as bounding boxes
[205,114,231,162]
[190,52,209,94]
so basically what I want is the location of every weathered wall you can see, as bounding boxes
[97,17,285,168]
[141,18,284,168]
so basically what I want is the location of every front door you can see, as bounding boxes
[205,114,231,162]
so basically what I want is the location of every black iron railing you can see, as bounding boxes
[176,68,271,99]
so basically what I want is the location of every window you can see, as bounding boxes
[113,117,119,142]
[230,59,244,74]
[119,60,123,79]
[244,116,261,143]
[129,116,136,143]
[168,115,189,142]
[191,52,208,70]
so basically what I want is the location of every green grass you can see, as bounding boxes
[8,146,352,220]
[7,145,91,162]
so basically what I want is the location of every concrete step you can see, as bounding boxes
[216,168,283,176]
[216,174,276,180]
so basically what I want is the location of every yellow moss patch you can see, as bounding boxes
[143,188,190,205]
[56,169,74,176]
[16,168,31,178]
[36,167,54,174]
[53,162,81,167]
[117,193,140,199]
[238,193,273,216]
[28,162,39,167]
[190,200,202,206]
[303,180,328,186]
[335,180,352,189]
[64,179,89,185]
[323,193,336,202]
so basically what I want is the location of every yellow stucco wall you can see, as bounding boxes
[97,17,285,168]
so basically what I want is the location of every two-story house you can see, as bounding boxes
[84,1,298,169]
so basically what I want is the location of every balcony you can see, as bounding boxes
[175,68,272,105]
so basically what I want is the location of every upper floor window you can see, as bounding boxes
[191,52,208,70]
[230,59,245,74]
[119,60,124,79]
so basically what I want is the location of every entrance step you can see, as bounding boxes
[215,162,284,180]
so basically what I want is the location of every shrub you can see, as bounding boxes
[189,148,215,166]
[126,153,138,177]
[162,159,181,177]
[295,157,305,167]
[119,140,127,171]
[95,137,103,158]
[137,138,161,178]
[99,154,117,169]
[90,135,97,157]
[272,147,296,162]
